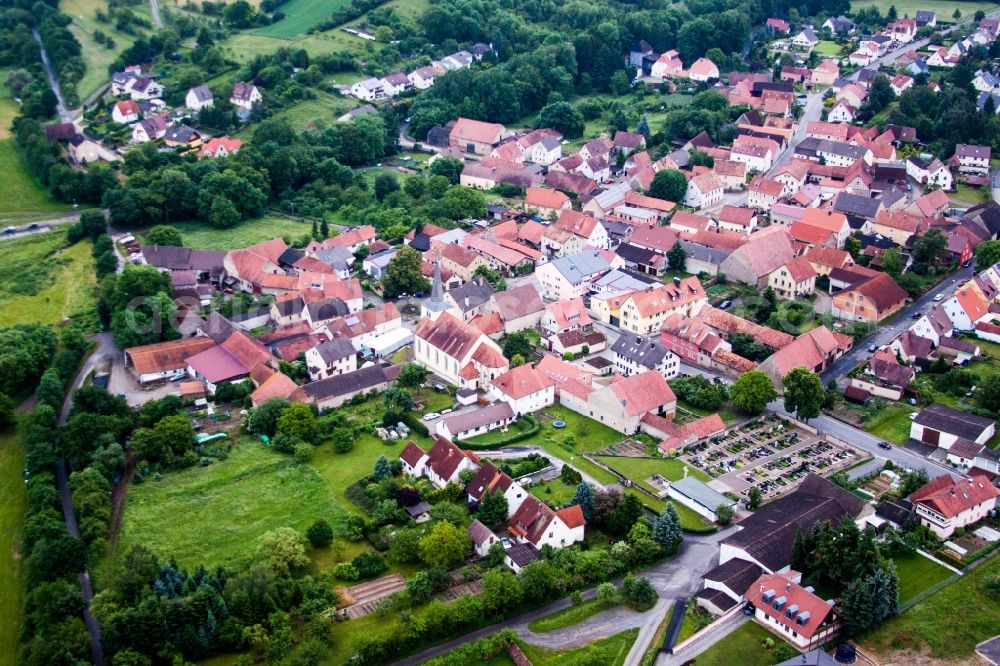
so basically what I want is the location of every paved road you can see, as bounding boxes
[393,527,736,665]
[767,400,958,480]
[31,28,78,122]
[54,332,116,666]
[821,262,977,383]
[149,0,163,28]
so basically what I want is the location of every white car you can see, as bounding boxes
[422,412,441,422]
[933,294,944,302]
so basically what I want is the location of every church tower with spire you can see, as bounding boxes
[420,260,451,321]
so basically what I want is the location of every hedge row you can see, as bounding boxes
[455,415,540,450]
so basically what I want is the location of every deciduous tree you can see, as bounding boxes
[783,368,825,422]
[729,370,777,415]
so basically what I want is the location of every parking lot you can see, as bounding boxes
[680,413,862,502]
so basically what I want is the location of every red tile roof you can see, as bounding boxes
[609,371,676,416]
[910,475,1000,518]
[745,572,838,639]
[492,364,555,399]
[556,504,586,529]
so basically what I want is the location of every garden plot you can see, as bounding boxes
[680,413,859,502]
[340,573,407,619]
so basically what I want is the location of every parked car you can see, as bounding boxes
[719,300,732,309]
[878,441,891,450]
[421,412,441,422]
[933,293,944,301]
[868,344,877,352]
[911,311,922,319]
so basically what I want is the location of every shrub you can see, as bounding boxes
[293,443,313,463]
[332,562,359,581]
[351,552,387,579]
[306,519,334,547]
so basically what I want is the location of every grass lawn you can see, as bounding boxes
[519,628,639,666]
[254,0,351,37]
[117,440,341,571]
[0,230,96,328]
[952,182,989,206]
[0,430,27,666]
[0,99,18,139]
[221,30,378,64]
[863,552,1000,661]
[864,403,916,445]
[694,620,797,666]
[970,339,1000,383]
[528,597,624,633]
[675,604,715,644]
[529,480,577,507]
[814,41,843,57]
[893,553,955,605]
[260,91,356,132]
[596,456,710,488]
[849,0,998,20]
[0,138,70,218]
[161,215,313,250]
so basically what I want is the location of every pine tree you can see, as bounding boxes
[311,220,319,240]
[636,114,651,136]
[572,482,595,521]
[320,219,330,239]
[790,528,811,573]
[478,490,509,530]
[372,455,392,481]
[667,241,687,271]
[652,504,682,554]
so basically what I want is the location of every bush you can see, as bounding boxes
[293,443,313,463]
[403,412,429,437]
[272,433,303,454]
[332,562,359,581]
[351,552,387,579]
[306,519,334,547]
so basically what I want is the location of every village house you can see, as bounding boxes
[436,401,515,440]
[747,176,784,210]
[484,284,545,334]
[408,66,437,90]
[132,114,169,143]
[449,117,512,155]
[489,363,556,416]
[792,27,819,50]
[535,251,611,300]
[910,474,1000,538]
[952,143,991,176]
[230,82,262,111]
[112,100,140,124]
[611,334,681,380]
[768,257,818,300]
[185,85,214,110]
[758,326,852,385]
[302,364,397,411]
[349,78,386,102]
[745,572,841,650]
[830,267,908,323]
[720,226,796,288]
[508,496,586,550]
[684,172,725,209]
[303,338,357,380]
[559,370,677,434]
[592,278,707,334]
[467,461,529,517]
[199,136,243,159]
[128,76,162,101]
[399,437,479,488]
[523,187,571,218]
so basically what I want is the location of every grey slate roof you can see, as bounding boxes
[913,403,994,441]
[611,334,671,370]
[301,365,391,400]
[439,402,514,435]
[549,251,611,285]
[833,192,881,219]
[670,476,735,513]
[313,337,356,364]
[448,279,495,313]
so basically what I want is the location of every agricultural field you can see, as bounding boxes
[158,215,314,250]
[221,30,377,64]
[0,431,26,666]
[61,0,137,100]
[254,0,351,38]
[0,230,96,328]
[850,0,999,20]
[863,552,1000,662]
